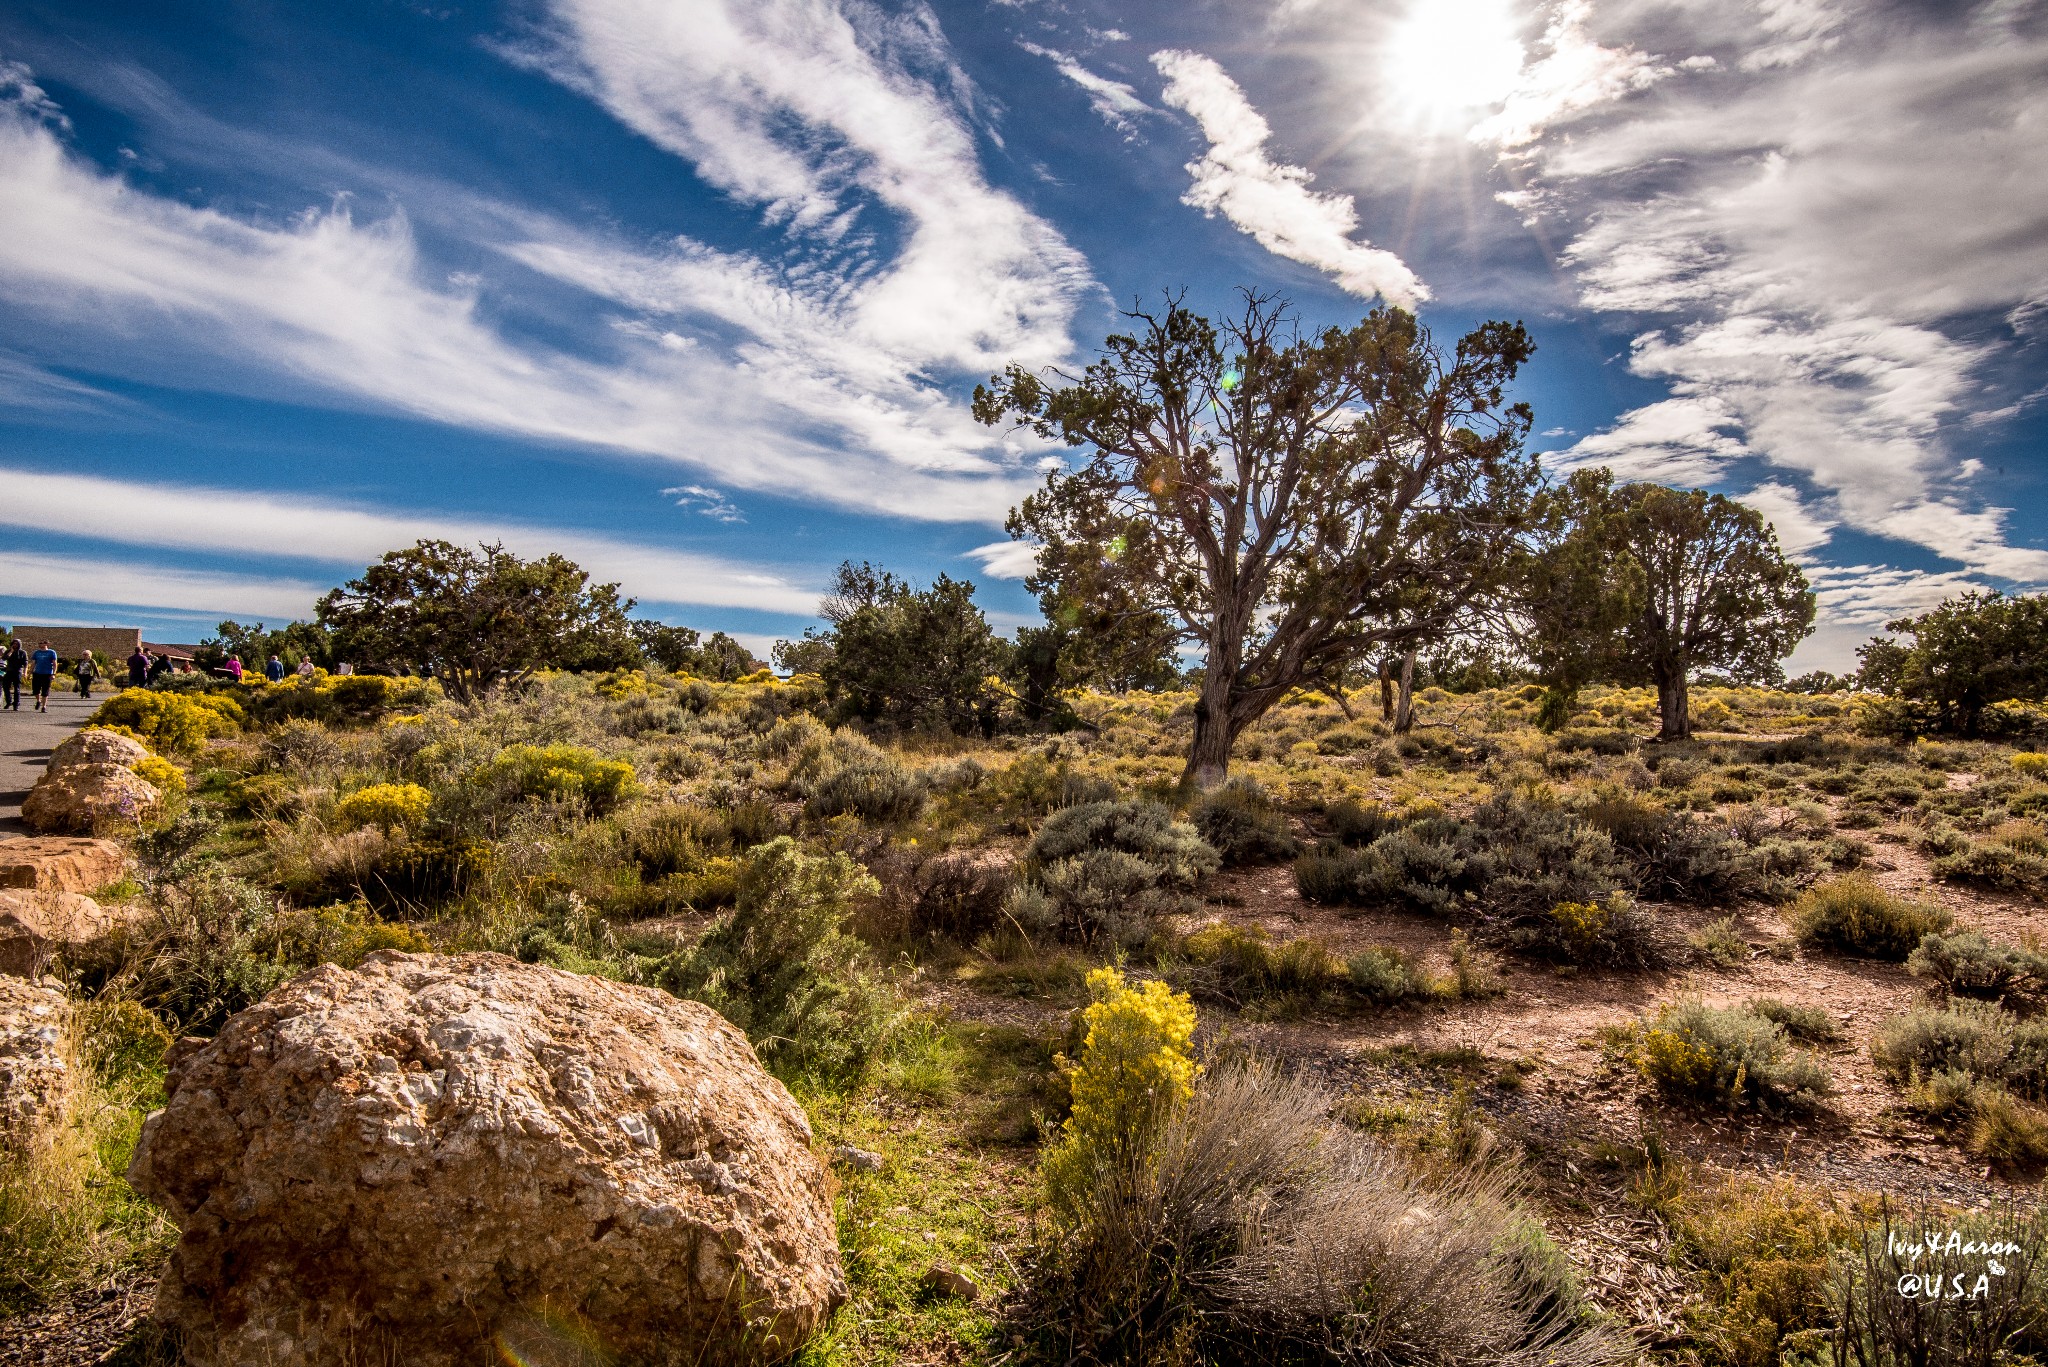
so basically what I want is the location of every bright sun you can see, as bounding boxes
[1381,0,1527,126]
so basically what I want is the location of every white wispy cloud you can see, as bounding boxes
[1151,49,1426,307]
[0,553,327,622]
[1737,480,1836,557]
[1511,6,2048,589]
[0,472,822,615]
[1017,42,1152,136]
[1469,1,1669,148]
[964,540,1041,579]
[0,2,1087,528]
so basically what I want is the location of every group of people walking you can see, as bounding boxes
[0,639,62,712]
[3,638,346,713]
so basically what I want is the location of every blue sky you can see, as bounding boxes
[1,0,2043,670]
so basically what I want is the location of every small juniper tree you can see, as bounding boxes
[976,293,1540,787]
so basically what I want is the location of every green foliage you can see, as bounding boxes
[780,727,925,822]
[469,743,637,813]
[333,782,433,833]
[1858,590,2048,737]
[980,295,1541,784]
[88,689,241,756]
[1008,800,1218,944]
[787,562,1004,734]
[1189,779,1299,865]
[1529,893,1660,967]
[1908,929,2048,1004]
[316,539,637,701]
[630,620,754,680]
[1931,821,2048,896]
[1789,875,1952,960]
[1167,923,1437,1013]
[1627,998,1830,1111]
[656,837,896,1085]
[1745,997,1841,1043]
[1871,999,2048,1100]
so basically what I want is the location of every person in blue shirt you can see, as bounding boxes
[28,641,58,713]
[265,654,286,683]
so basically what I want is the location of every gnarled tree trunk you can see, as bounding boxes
[1655,666,1691,741]
[1392,650,1417,735]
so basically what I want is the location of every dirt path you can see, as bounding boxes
[0,691,96,834]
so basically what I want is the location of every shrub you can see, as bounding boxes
[1324,797,1398,844]
[1668,1176,1861,1367]
[1554,728,1635,755]
[1628,998,1829,1111]
[1028,800,1219,889]
[1789,875,1952,960]
[333,782,432,833]
[1908,929,2048,1003]
[655,837,896,1085]
[1011,801,1219,944]
[1690,915,1750,968]
[803,757,925,822]
[1029,1055,1617,1365]
[1831,1200,2048,1363]
[2014,752,2048,776]
[780,727,925,822]
[1932,831,2048,896]
[1191,780,1300,866]
[1053,967,1198,1164]
[88,689,240,756]
[1169,924,1356,1010]
[1746,997,1841,1043]
[1521,894,1662,968]
[131,755,185,798]
[902,849,1013,940]
[470,744,637,813]
[1872,999,2048,1110]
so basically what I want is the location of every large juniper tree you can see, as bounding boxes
[975,293,1541,787]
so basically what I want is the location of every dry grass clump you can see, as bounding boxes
[1028,1057,1619,1366]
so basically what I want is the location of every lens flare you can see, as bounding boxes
[1219,368,1242,392]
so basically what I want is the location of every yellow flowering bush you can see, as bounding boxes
[2013,752,2048,776]
[334,782,433,833]
[132,755,186,797]
[1064,967,1199,1156]
[88,689,241,756]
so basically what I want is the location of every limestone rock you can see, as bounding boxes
[920,1264,979,1301]
[129,951,846,1367]
[0,836,129,893]
[0,976,71,1148]
[0,888,127,977]
[47,728,150,775]
[21,764,161,834]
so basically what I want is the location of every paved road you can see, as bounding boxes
[0,689,99,834]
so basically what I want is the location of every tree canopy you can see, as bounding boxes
[977,292,1540,786]
[315,540,635,702]
[778,562,1005,733]
[1858,591,2048,736]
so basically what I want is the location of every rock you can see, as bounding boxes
[128,951,846,1367]
[920,1264,979,1301]
[22,765,161,835]
[0,888,127,976]
[47,729,150,775]
[832,1144,884,1173]
[0,976,71,1148]
[0,836,129,893]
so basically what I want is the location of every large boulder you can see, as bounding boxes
[0,976,71,1149]
[0,836,129,893]
[128,951,846,1367]
[22,766,160,834]
[0,888,127,977]
[47,728,150,774]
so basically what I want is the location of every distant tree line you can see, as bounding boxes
[196,540,760,702]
